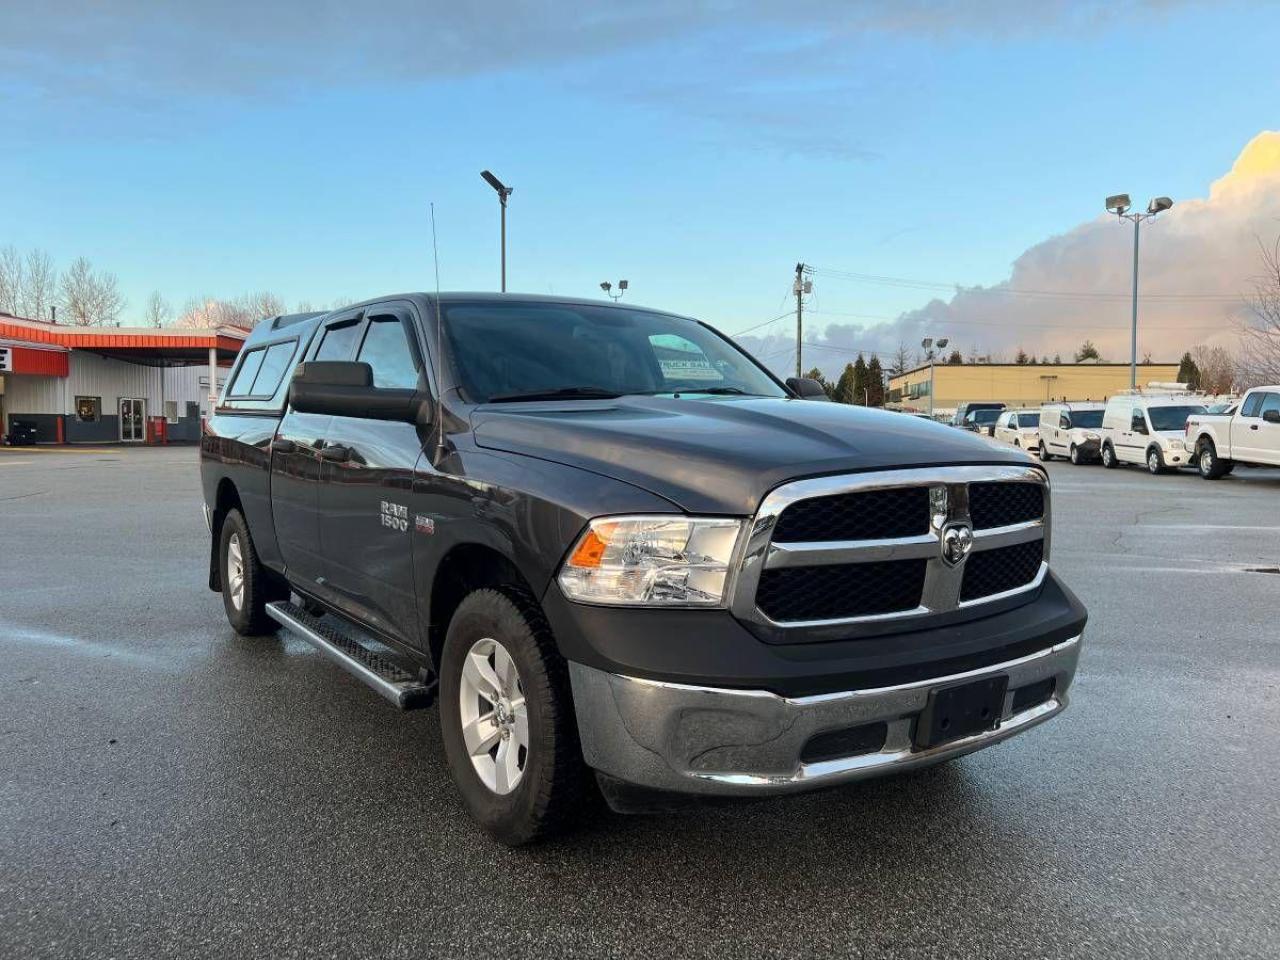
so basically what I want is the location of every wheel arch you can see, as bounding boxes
[208,477,244,591]
[428,542,541,674]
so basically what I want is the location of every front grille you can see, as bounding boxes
[968,481,1044,530]
[960,539,1044,602]
[756,559,926,622]
[772,487,929,542]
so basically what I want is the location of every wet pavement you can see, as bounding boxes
[2,446,1278,959]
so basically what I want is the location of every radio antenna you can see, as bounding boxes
[430,202,445,458]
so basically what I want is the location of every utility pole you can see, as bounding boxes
[793,263,811,378]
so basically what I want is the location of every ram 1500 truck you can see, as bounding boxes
[1184,386,1280,478]
[201,293,1087,844]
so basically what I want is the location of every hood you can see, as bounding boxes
[471,396,1033,514]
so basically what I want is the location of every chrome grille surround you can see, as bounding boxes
[730,465,1050,629]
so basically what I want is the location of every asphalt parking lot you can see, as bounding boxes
[2,445,1278,959]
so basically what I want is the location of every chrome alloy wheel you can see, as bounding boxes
[459,637,528,795]
[226,532,246,611]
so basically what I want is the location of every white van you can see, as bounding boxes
[1100,394,1208,473]
[1038,402,1105,464]
[992,409,1041,449]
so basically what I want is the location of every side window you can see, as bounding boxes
[1059,413,1071,429]
[1130,408,1146,430]
[1009,415,1019,429]
[229,348,266,397]
[357,316,421,390]
[1241,392,1264,418]
[249,341,297,396]
[315,320,362,361]
[1259,393,1280,417]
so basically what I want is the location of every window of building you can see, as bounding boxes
[164,400,179,423]
[75,396,101,422]
[357,318,420,389]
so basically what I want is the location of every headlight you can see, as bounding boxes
[1084,432,1100,440]
[558,516,745,607]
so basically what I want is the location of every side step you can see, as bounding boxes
[265,601,436,710]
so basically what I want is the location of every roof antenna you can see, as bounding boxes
[430,202,445,459]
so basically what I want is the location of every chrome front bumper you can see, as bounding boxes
[569,635,1080,796]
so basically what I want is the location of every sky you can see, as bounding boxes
[3,1,1279,378]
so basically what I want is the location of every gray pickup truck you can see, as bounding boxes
[201,293,1087,844]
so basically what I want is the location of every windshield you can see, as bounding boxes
[969,409,1001,425]
[1147,405,1206,431]
[1017,413,1040,428]
[1070,410,1103,429]
[442,301,786,403]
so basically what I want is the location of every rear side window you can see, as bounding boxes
[315,321,362,361]
[1259,393,1280,416]
[250,341,297,396]
[1241,392,1264,417]
[357,317,420,389]
[228,349,266,397]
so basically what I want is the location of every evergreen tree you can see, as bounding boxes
[805,366,835,399]
[1053,353,1063,364]
[866,355,885,407]
[1176,351,1202,390]
[1075,340,1101,362]
[834,362,857,404]
[1015,347,1030,364]
[852,353,868,405]
[946,349,963,364]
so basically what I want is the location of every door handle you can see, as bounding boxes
[1250,424,1259,431]
[273,438,297,454]
[319,444,351,462]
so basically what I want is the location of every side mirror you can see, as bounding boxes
[1264,409,1280,424]
[290,361,427,423]
[1132,420,1148,435]
[786,376,831,401]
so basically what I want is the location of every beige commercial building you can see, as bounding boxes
[887,361,1182,417]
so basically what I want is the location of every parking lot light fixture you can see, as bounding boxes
[480,170,513,292]
[1106,191,1173,388]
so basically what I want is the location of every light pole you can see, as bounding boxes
[1106,193,1173,388]
[922,336,948,418]
[481,170,513,292]
[599,280,628,302]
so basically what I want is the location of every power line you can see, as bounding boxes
[723,309,795,338]
[804,308,1234,331]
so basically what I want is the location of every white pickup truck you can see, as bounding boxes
[1184,386,1280,479]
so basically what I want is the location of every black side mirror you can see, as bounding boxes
[1264,409,1280,424]
[1132,419,1148,434]
[290,361,427,423]
[786,376,831,401]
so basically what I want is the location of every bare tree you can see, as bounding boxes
[1239,234,1280,387]
[22,249,59,321]
[239,291,286,321]
[0,245,22,315]
[887,341,913,378]
[60,257,125,326]
[144,291,172,328]
[1192,344,1237,394]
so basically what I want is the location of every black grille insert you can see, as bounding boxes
[968,481,1044,530]
[800,722,888,764]
[756,559,926,622]
[960,539,1044,602]
[1011,678,1056,713]
[772,487,930,542]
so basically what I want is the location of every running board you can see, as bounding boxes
[265,601,436,710]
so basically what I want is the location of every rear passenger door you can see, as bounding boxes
[315,305,429,645]
[270,312,364,588]
[1231,391,1266,463]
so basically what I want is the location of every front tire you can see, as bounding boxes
[1069,444,1082,465]
[1101,443,1118,469]
[439,588,592,845]
[1038,441,1052,462]
[218,508,282,635]
[1147,447,1166,474]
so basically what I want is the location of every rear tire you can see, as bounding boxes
[439,588,593,845]
[218,508,283,635]
[1197,441,1231,480]
[1101,443,1118,469]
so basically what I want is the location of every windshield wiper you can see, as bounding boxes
[689,386,751,395]
[487,386,623,403]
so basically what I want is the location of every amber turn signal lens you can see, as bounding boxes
[568,524,615,568]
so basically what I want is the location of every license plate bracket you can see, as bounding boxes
[915,675,1008,750]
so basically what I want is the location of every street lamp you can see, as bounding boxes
[1106,192,1173,388]
[481,170,514,292]
[923,336,948,417]
[599,279,628,302]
